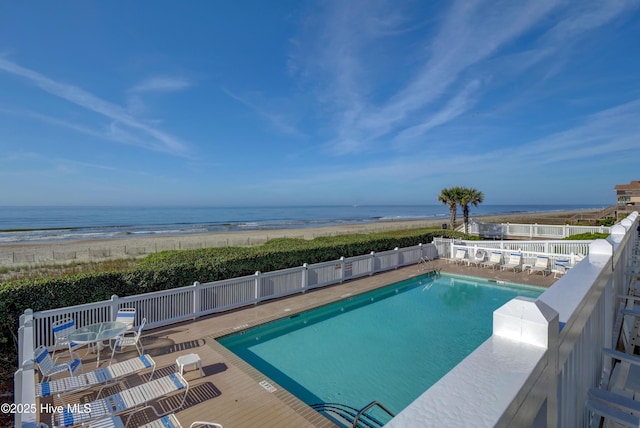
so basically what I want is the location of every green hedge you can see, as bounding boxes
[0,228,461,348]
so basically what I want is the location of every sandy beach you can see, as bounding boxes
[0,209,599,267]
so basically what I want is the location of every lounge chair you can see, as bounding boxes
[52,373,189,427]
[467,249,486,267]
[587,388,640,428]
[481,251,502,269]
[36,354,155,398]
[448,248,467,265]
[33,345,82,382]
[528,256,550,276]
[500,253,523,272]
[551,259,569,278]
[88,414,223,428]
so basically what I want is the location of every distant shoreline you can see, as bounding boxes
[0,209,601,268]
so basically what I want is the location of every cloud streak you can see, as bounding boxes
[0,57,190,156]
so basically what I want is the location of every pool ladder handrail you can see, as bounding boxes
[352,401,395,428]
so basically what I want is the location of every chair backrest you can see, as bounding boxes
[455,249,466,259]
[474,250,485,261]
[507,253,521,265]
[52,318,76,340]
[534,256,549,268]
[489,252,502,263]
[136,318,147,337]
[34,345,55,375]
[116,308,136,330]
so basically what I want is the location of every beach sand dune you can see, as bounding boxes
[0,209,600,268]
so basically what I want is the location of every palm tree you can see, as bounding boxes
[459,187,484,235]
[438,187,462,230]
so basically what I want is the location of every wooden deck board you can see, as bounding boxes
[37,260,556,427]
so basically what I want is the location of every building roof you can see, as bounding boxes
[615,180,640,190]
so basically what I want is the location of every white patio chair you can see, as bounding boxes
[447,248,467,265]
[33,345,82,382]
[36,354,155,398]
[115,307,136,331]
[52,373,189,428]
[111,318,146,358]
[481,251,502,269]
[500,253,523,272]
[51,318,80,358]
[528,256,550,276]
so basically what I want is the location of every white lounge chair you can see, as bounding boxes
[587,388,640,428]
[467,249,486,267]
[33,345,82,382]
[481,251,502,269]
[36,354,155,398]
[448,248,467,265]
[528,256,550,276]
[52,373,189,427]
[500,253,523,272]
[551,259,569,278]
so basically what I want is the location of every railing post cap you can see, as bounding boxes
[303,262,308,268]
[610,224,627,243]
[493,297,559,348]
[193,281,200,286]
[620,219,632,230]
[24,309,33,315]
[370,251,375,255]
[254,271,260,275]
[111,295,119,300]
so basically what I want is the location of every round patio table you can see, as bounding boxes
[69,321,127,367]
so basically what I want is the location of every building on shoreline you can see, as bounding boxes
[615,180,640,216]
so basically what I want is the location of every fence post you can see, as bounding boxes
[370,251,376,275]
[395,247,400,268]
[193,282,200,317]
[110,295,119,321]
[302,263,308,291]
[254,271,261,303]
[339,257,345,283]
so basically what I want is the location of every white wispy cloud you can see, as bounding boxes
[0,57,190,156]
[131,76,191,93]
[223,88,306,138]
[291,0,637,155]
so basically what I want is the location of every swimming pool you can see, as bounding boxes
[218,273,542,424]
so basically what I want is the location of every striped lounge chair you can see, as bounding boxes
[52,373,189,428]
[36,354,155,398]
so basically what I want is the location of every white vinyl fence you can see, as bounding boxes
[464,221,610,239]
[14,243,438,426]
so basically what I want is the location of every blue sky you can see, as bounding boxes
[1,1,639,207]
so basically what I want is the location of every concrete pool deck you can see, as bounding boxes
[37,260,557,427]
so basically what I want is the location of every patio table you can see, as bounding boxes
[68,321,127,367]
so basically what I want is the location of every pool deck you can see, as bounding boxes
[38,260,557,427]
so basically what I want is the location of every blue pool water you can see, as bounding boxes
[218,273,542,419]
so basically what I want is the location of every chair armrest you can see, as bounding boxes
[603,348,640,368]
[587,395,640,428]
[589,387,640,414]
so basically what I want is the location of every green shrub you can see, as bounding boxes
[563,232,609,240]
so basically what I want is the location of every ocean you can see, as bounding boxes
[0,205,602,244]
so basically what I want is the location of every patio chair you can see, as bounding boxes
[51,317,79,358]
[33,345,82,382]
[587,388,640,428]
[52,372,189,428]
[36,354,156,398]
[500,253,523,272]
[586,348,640,427]
[481,251,502,269]
[111,318,146,358]
[466,249,486,267]
[528,256,550,276]
[115,307,136,332]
